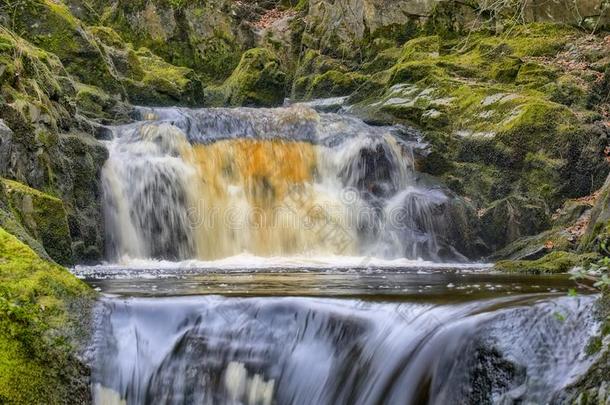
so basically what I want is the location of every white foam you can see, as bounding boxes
[74,253,491,273]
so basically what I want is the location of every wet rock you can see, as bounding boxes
[1,179,73,265]
[493,251,596,274]
[206,48,287,107]
[0,228,94,404]
[480,195,550,251]
[5,0,124,95]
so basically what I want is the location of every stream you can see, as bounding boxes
[78,104,604,405]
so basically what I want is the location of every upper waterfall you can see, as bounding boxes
[102,105,467,263]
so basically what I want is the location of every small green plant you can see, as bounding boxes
[571,241,610,291]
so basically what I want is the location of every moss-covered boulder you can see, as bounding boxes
[122,48,205,106]
[4,0,124,95]
[581,173,610,253]
[494,251,596,274]
[90,0,254,82]
[293,70,367,100]
[1,179,73,266]
[207,48,287,107]
[0,28,76,134]
[0,227,94,404]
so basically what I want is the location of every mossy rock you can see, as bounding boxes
[0,227,94,404]
[92,0,249,82]
[480,195,550,251]
[75,83,116,119]
[361,47,402,73]
[123,48,205,106]
[296,49,350,76]
[515,62,559,87]
[491,228,575,261]
[0,28,76,134]
[88,25,125,49]
[494,251,596,274]
[7,0,124,95]
[2,179,73,265]
[212,48,287,107]
[398,35,440,62]
[389,60,446,85]
[294,70,367,100]
[545,74,588,107]
[441,162,505,204]
[0,181,49,262]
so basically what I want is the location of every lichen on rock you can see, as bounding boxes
[0,227,94,404]
[207,47,287,107]
[2,179,73,266]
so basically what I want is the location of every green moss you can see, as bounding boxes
[212,48,287,107]
[0,27,75,133]
[494,251,594,274]
[8,0,123,94]
[2,179,73,266]
[88,26,125,49]
[0,227,94,404]
[442,162,505,204]
[545,74,588,107]
[95,0,242,83]
[398,35,440,62]
[295,70,367,100]
[515,62,558,87]
[490,56,522,83]
[389,60,446,85]
[361,47,402,73]
[122,48,204,106]
[75,83,114,119]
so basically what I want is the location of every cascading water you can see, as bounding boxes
[90,293,601,405]
[83,103,606,405]
[102,105,456,263]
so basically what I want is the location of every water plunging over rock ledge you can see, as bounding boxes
[102,105,481,264]
[89,287,601,405]
[77,103,609,405]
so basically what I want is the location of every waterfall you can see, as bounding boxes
[91,294,600,405]
[88,105,604,405]
[102,105,458,262]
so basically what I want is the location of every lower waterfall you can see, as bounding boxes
[90,293,600,405]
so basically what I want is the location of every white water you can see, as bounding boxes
[86,103,605,405]
[102,105,466,263]
[91,294,601,405]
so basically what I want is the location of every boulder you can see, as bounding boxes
[207,48,287,107]
[2,179,73,265]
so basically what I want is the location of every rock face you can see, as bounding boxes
[88,0,255,81]
[2,179,73,266]
[302,0,609,58]
[0,228,95,404]
[206,47,288,107]
[581,173,610,252]
[0,0,607,264]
